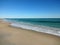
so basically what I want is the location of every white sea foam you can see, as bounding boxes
[10,22,60,37]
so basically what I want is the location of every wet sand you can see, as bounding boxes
[0,20,60,45]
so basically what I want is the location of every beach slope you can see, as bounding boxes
[0,20,60,45]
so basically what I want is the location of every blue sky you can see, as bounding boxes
[0,0,60,18]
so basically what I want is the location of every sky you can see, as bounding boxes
[0,0,60,18]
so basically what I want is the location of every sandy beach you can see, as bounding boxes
[0,19,60,45]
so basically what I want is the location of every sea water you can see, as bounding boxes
[4,18,60,36]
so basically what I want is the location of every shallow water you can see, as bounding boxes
[4,18,60,36]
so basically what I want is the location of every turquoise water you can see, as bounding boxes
[4,18,60,36]
[5,18,60,28]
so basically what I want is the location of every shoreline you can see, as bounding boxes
[0,19,60,45]
[4,19,60,37]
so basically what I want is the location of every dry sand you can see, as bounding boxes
[0,20,60,45]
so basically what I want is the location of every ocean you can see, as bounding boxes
[4,18,60,36]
